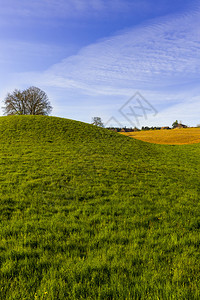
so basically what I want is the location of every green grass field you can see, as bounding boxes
[0,115,200,299]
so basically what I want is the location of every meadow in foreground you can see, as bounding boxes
[0,116,200,299]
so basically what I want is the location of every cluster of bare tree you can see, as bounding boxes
[2,86,52,116]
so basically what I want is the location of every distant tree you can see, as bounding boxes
[142,126,150,131]
[2,86,52,116]
[92,117,104,127]
[172,120,179,129]
[196,124,200,128]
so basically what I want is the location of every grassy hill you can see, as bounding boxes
[0,115,200,299]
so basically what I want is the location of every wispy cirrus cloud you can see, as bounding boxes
[3,2,200,126]
[28,4,200,95]
[14,3,200,126]
[0,0,148,19]
[0,0,194,20]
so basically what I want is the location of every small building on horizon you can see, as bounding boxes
[161,126,171,130]
[173,123,188,129]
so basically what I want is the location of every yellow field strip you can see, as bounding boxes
[120,128,200,145]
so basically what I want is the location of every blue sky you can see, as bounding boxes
[0,0,200,127]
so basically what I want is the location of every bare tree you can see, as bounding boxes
[172,120,179,129]
[92,117,104,127]
[3,86,52,116]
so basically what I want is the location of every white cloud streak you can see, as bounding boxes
[4,4,200,126]
[0,0,151,19]
[29,5,200,95]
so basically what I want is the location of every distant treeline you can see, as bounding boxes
[107,126,163,132]
[106,123,189,132]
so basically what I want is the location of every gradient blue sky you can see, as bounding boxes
[0,0,200,127]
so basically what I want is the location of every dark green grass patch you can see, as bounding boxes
[0,115,200,299]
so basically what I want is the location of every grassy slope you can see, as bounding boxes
[0,115,200,299]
